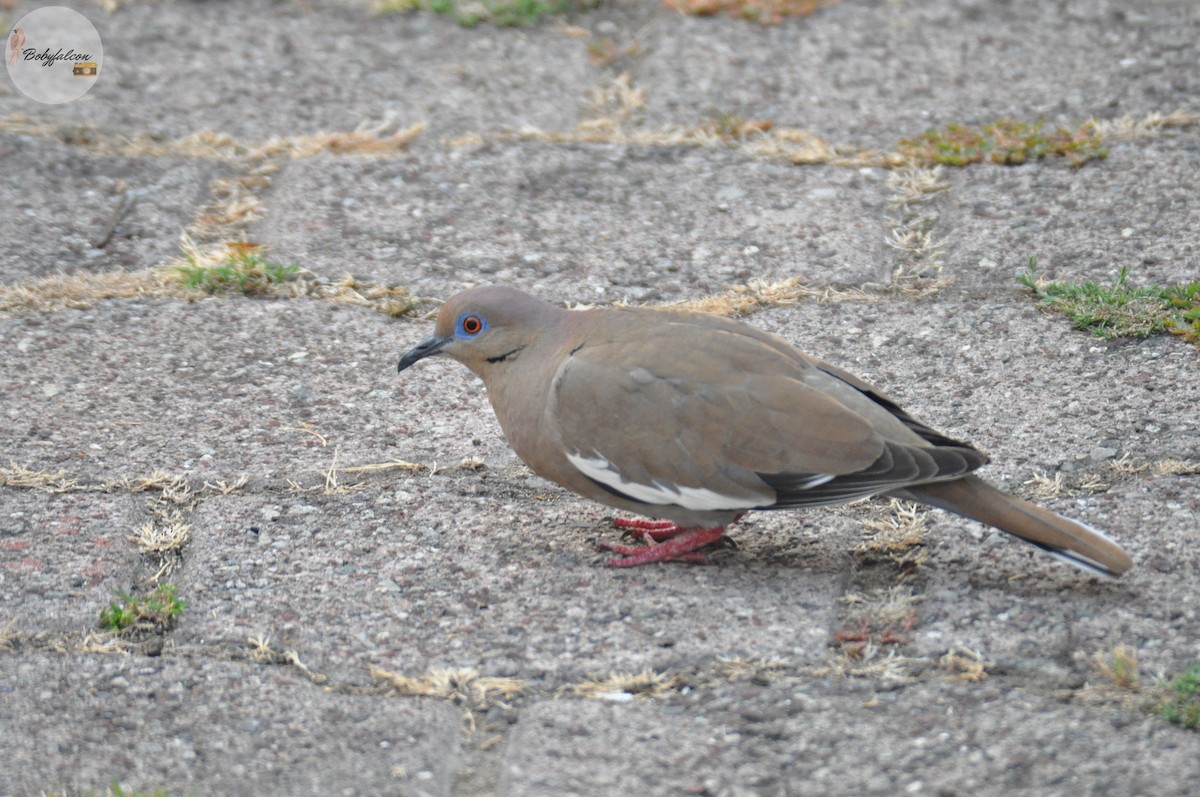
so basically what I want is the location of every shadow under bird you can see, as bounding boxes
[397,286,1133,577]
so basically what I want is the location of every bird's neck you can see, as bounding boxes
[479,322,578,468]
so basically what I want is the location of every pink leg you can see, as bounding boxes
[613,517,687,542]
[600,526,727,568]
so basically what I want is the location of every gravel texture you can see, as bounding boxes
[1,0,1198,794]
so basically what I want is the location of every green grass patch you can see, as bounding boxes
[99,584,186,633]
[899,119,1107,167]
[661,0,829,25]
[177,249,299,296]
[1156,664,1200,730]
[374,0,585,27]
[78,783,172,797]
[1020,257,1200,345]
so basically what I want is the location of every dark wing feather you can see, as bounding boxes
[761,440,985,509]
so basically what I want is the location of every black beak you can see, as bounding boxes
[397,335,451,373]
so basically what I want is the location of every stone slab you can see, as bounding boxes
[0,653,462,797]
[257,145,890,301]
[914,474,1200,681]
[625,0,1200,149]
[0,135,219,279]
[0,491,144,634]
[0,298,484,485]
[498,680,1200,796]
[1,0,593,142]
[942,136,1200,288]
[175,488,845,684]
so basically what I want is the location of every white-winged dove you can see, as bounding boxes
[398,286,1132,576]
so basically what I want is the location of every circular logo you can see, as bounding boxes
[6,6,103,104]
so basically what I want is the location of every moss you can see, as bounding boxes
[899,120,1107,167]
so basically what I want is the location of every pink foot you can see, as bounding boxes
[613,517,687,542]
[600,526,727,568]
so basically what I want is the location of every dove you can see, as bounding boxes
[398,286,1132,576]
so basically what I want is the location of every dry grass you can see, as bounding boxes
[1023,468,1114,500]
[68,630,136,655]
[1109,454,1200,478]
[0,267,180,314]
[204,475,250,495]
[663,276,878,318]
[247,634,276,662]
[0,462,208,504]
[810,651,921,684]
[885,164,951,286]
[337,460,430,476]
[0,620,22,651]
[125,471,194,503]
[1093,645,1140,690]
[315,273,428,318]
[189,168,275,240]
[124,473,198,581]
[514,118,894,168]
[834,585,922,661]
[127,509,191,557]
[852,500,930,570]
[0,237,428,318]
[477,73,898,169]
[715,656,790,682]
[0,462,84,492]
[940,646,991,682]
[287,454,484,494]
[371,666,527,707]
[0,464,197,582]
[888,164,950,205]
[840,585,922,632]
[1023,470,1068,500]
[563,669,680,700]
[663,0,835,25]
[0,113,424,161]
[1090,110,1200,143]
[252,118,425,160]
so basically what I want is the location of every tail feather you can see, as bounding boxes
[897,475,1133,578]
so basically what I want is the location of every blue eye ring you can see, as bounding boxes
[455,313,488,338]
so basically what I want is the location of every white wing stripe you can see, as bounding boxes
[566,450,763,511]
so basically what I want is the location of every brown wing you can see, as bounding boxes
[550,314,985,513]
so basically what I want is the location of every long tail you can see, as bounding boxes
[897,475,1133,577]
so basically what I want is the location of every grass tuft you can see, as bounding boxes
[853,500,930,571]
[370,665,527,707]
[1094,645,1140,690]
[0,462,83,492]
[563,669,680,700]
[899,119,1107,167]
[1157,664,1200,730]
[98,584,186,633]
[1109,455,1200,478]
[1020,257,1200,345]
[177,245,299,296]
[940,647,992,682]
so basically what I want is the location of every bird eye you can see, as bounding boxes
[457,314,486,337]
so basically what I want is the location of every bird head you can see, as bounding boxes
[397,286,560,379]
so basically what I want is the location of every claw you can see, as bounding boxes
[600,526,727,567]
